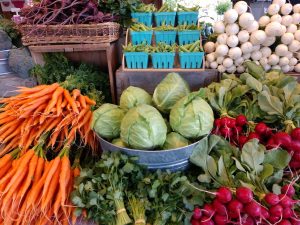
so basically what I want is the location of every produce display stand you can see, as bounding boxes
[115,67,219,102]
[28,42,119,103]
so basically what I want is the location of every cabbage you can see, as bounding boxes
[164,118,172,133]
[112,138,127,148]
[170,91,214,139]
[120,104,167,150]
[163,132,190,150]
[120,86,152,110]
[91,104,125,139]
[153,73,190,113]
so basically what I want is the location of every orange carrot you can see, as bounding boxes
[42,156,61,198]
[53,189,62,219]
[44,86,64,115]
[0,153,12,169]
[78,95,87,108]
[56,93,63,116]
[26,83,60,99]
[72,89,81,100]
[59,155,71,206]
[17,85,48,93]
[64,89,79,114]
[0,161,12,179]
[33,157,45,186]
[84,96,96,106]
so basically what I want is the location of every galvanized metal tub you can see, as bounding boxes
[98,136,199,171]
[0,50,11,75]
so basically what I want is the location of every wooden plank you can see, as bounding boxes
[288,72,300,82]
[29,43,110,53]
[116,68,220,102]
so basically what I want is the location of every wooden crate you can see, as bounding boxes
[115,67,219,102]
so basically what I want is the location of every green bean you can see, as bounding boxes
[179,40,203,52]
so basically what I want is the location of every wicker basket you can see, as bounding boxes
[19,22,120,46]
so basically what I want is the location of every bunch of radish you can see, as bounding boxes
[212,115,248,147]
[204,0,300,73]
[191,185,300,225]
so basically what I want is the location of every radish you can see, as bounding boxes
[236,115,247,126]
[245,201,261,218]
[269,204,283,217]
[239,135,248,147]
[224,9,238,24]
[216,187,232,204]
[264,193,280,206]
[278,220,292,225]
[281,33,294,45]
[287,24,297,34]
[243,216,255,225]
[282,207,293,219]
[204,42,216,54]
[193,207,202,220]
[238,30,250,43]
[236,187,253,204]
[228,199,243,217]
[203,204,214,217]
[220,127,233,138]
[261,207,270,219]
[291,218,300,225]
[268,4,280,15]
[214,21,225,34]
[288,141,300,153]
[255,122,268,135]
[248,132,260,141]
[279,194,294,208]
[226,24,240,35]
[212,199,227,216]
[281,184,295,197]
[200,217,214,225]
[291,128,300,141]
[273,132,291,149]
[213,214,228,225]
[191,220,201,225]
[269,215,280,223]
[281,3,293,15]
[239,13,255,29]
[290,160,300,169]
[259,16,270,27]
[234,1,248,15]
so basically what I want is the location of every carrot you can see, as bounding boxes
[84,96,96,106]
[44,86,64,115]
[34,117,56,141]
[0,119,21,133]
[64,89,79,114]
[72,89,81,100]
[17,85,48,93]
[72,106,90,126]
[56,92,63,116]
[25,83,60,99]
[42,156,61,198]
[0,138,19,157]
[73,167,81,178]
[0,116,16,125]
[0,153,12,169]
[41,162,60,212]
[0,161,12,179]
[61,98,68,109]
[78,95,87,108]
[33,157,45,186]
[23,128,39,150]
[59,155,71,206]
[33,103,47,118]
[45,116,63,133]
[53,189,62,220]
[49,130,61,147]
[2,126,22,143]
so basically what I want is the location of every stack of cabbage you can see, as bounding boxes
[91,73,214,150]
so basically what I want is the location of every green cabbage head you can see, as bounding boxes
[120,86,152,110]
[112,138,127,148]
[153,73,190,113]
[170,91,214,139]
[163,132,190,150]
[121,104,167,150]
[91,103,125,139]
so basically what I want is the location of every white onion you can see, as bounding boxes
[281,33,294,45]
[217,34,228,45]
[250,30,267,45]
[294,4,300,13]
[275,44,289,57]
[226,24,240,35]
[294,30,300,42]
[224,9,239,24]
[247,21,259,33]
[268,4,280,15]
[281,65,290,73]
[214,21,225,34]
[227,35,239,48]
[286,52,293,59]
[217,57,225,64]
[243,53,251,60]
[268,54,280,65]
[228,47,242,60]
[262,36,276,47]
[239,13,255,29]
[223,58,234,68]
[260,57,269,66]
[273,0,286,7]
[237,65,245,73]
[279,57,289,66]
[235,57,244,66]
[287,24,297,33]
[281,15,293,27]
[206,53,216,63]
[289,40,300,52]
[281,25,287,35]
[218,65,226,73]
[251,51,263,61]
[204,42,216,54]
[265,22,283,37]
[227,65,237,73]
[234,1,248,15]
[238,30,250,43]
[216,44,229,56]
[241,42,253,54]
[252,45,261,52]
[292,13,300,24]
[259,16,270,27]
[289,58,298,66]
[210,62,218,69]
[281,3,293,15]
[261,47,272,58]
[271,15,282,23]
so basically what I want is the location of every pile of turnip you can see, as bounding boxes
[204,0,300,73]
[191,185,300,225]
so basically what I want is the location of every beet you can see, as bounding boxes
[291,128,300,142]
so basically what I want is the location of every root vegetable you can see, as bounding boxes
[281,33,294,45]
[269,54,280,65]
[251,51,262,61]
[273,0,286,7]
[260,57,269,66]
[236,187,253,204]
[217,56,225,64]
[216,44,229,56]
[275,44,289,57]
[289,65,294,71]
[210,62,218,69]
[206,53,216,63]
[237,65,245,73]
[292,13,300,24]
[268,4,280,15]
[261,47,272,58]
[239,13,255,29]
[234,1,248,15]
[227,35,239,48]
[294,4,300,13]
[271,14,282,23]
[228,47,242,59]
[223,58,234,68]
[272,65,281,70]
[235,57,244,66]
[263,64,271,71]
[279,57,289,66]
[252,45,261,51]
[259,16,270,27]
[247,21,259,33]
[224,9,238,24]
[281,65,290,73]
[287,24,297,33]
[295,64,300,73]
[204,42,216,53]
[262,36,276,46]
[214,21,225,34]
[218,65,226,73]
[281,15,293,26]
[265,193,280,206]
[265,21,284,37]
[238,30,250,43]
[289,40,300,52]
[294,30,300,41]
[243,53,251,60]
[227,65,237,73]
[250,30,267,45]
[289,58,298,66]
[281,3,293,15]
[286,52,293,59]
[217,33,228,45]
[226,24,239,35]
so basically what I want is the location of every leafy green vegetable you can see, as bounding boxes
[163,132,190,150]
[119,86,152,110]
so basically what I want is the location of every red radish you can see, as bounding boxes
[200,217,214,225]
[239,135,248,147]
[191,220,201,225]
[273,132,292,149]
[264,193,280,206]
[278,220,292,225]
[269,204,283,217]
[236,187,253,204]
[268,215,280,223]
[228,200,243,219]
[193,207,202,220]
[242,216,255,225]
[283,208,293,219]
[281,184,295,197]
[216,187,232,204]
[203,204,215,217]
[290,160,300,169]
[227,118,236,128]
[220,127,233,138]
[291,128,300,142]
[212,199,227,216]
[221,117,231,127]
[213,214,228,225]
[261,207,270,219]
[247,132,260,141]
[293,152,300,161]
[279,194,294,208]
[236,115,247,127]
[244,201,261,218]
[255,122,269,135]
[291,218,300,225]
[288,141,300,153]
[233,126,243,136]
[214,118,222,128]
[266,138,278,150]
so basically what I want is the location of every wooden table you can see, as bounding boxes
[29,43,119,103]
[115,67,220,102]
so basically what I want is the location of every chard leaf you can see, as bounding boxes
[241,139,264,173]
[264,149,291,169]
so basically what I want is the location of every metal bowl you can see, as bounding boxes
[98,135,199,171]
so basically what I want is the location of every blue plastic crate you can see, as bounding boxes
[178,30,201,45]
[179,52,204,69]
[151,52,175,69]
[125,52,149,69]
[131,31,153,45]
[131,13,153,26]
[154,12,176,26]
[154,31,177,45]
[177,12,199,25]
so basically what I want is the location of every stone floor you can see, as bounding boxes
[0,73,36,97]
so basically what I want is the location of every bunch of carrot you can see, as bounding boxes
[0,83,98,156]
[0,140,81,225]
